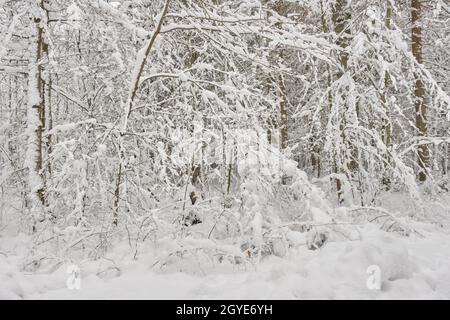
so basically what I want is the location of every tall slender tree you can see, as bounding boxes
[411,0,429,182]
[26,0,49,230]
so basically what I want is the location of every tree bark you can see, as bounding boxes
[26,0,48,231]
[381,0,393,188]
[332,0,352,203]
[278,75,288,151]
[411,0,429,182]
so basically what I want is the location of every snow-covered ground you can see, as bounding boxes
[1,223,449,300]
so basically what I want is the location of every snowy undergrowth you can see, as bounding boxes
[1,201,450,299]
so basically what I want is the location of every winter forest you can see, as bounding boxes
[0,0,449,300]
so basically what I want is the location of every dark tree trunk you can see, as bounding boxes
[411,0,429,182]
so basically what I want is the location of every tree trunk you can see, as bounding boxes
[270,1,290,184]
[333,0,351,71]
[26,0,48,231]
[381,0,393,188]
[332,0,352,204]
[411,0,429,182]
[278,74,288,151]
[113,0,169,225]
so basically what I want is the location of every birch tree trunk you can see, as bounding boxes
[26,0,47,231]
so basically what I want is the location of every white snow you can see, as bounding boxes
[1,0,449,302]
[1,224,450,300]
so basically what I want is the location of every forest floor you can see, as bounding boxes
[1,219,450,299]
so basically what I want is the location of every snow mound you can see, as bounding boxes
[0,256,25,299]
[1,226,449,299]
